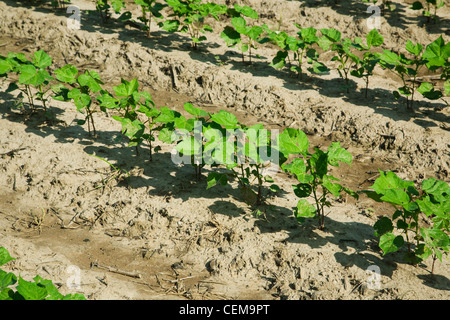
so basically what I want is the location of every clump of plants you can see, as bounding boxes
[364,171,449,272]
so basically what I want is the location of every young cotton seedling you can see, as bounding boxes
[161,0,226,49]
[265,25,328,78]
[280,129,357,230]
[53,65,104,137]
[318,28,357,93]
[378,40,428,111]
[221,5,263,63]
[206,121,284,206]
[351,29,384,98]
[5,51,54,113]
[134,0,167,37]
[364,171,450,271]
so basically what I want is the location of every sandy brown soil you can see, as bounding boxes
[0,0,449,300]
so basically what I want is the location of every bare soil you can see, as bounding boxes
[0,0,449,300]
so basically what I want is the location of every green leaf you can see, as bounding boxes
[322,176,342,197]
[161,19,180,32]
[278,128,309,156]
[293,183,312,198]
[54,64,78,84]
[32,50,52,69]
[422,177,450,202]
[19,65,46,86]
[423,35,450,70]
[16,276,48,300]
[295,199,316,220]
[405,40,423,56]
[370,171,415,195]
[183,103,209,117]
[421,228,450,252]
[33,275,63,300]
[380,188,411,207]
[417,82,443,100]
[234,4,258,19]
[270,50,288,69]
[379,233,404,255]
[0,58,13,74]
[206,172,228,189]
[210,110,239,129]
[373,216,394,237]
[0,269,17,290]
[327,142,352,166]
[366,29,384,48]
[62,293,87,300]
[113,78,139,97]
[220,26,241,47]
[320,28,341,43]
[0,288,15,300]
[0,248,15,266]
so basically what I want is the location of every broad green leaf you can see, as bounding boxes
[405,40,423,56]
[0,58,13,74]
[422,178,450,202]
[282,158,306,177]
[322,176,342,197]
[417,82,443,100]
[113,78,139,97]
[320,28,341,43]
[231,17,248,35]
[278,128,309,156]
[54,64,78,84]
[155,106,180,123]
[293,183,312,198]
[234,4,258,19]
[380,188,411,207]
[33,275,63,300]
[373,216,394,237]
[161,19,180,32]
[423,35,450,70]
[421,228,450,251]
[0,270,17,289]
[0,288,15,300]
[220,26,241,47]
[19,65,48,86]
[206,172,228,189]
[0,248,15,266]
[96,92,119,109]
[159,127,176,144]
[379,233,404,255]
[327,142,352,166]
[417,195,449,218]
[210,110,239,129]
[370,171,415,195]
[295,199,316,220]
[311,150,328,177]
[16,276,48,300]
[32,50,52,69]
[366,28,384,48]
[270,50,288,69]
[183,103,209,117]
